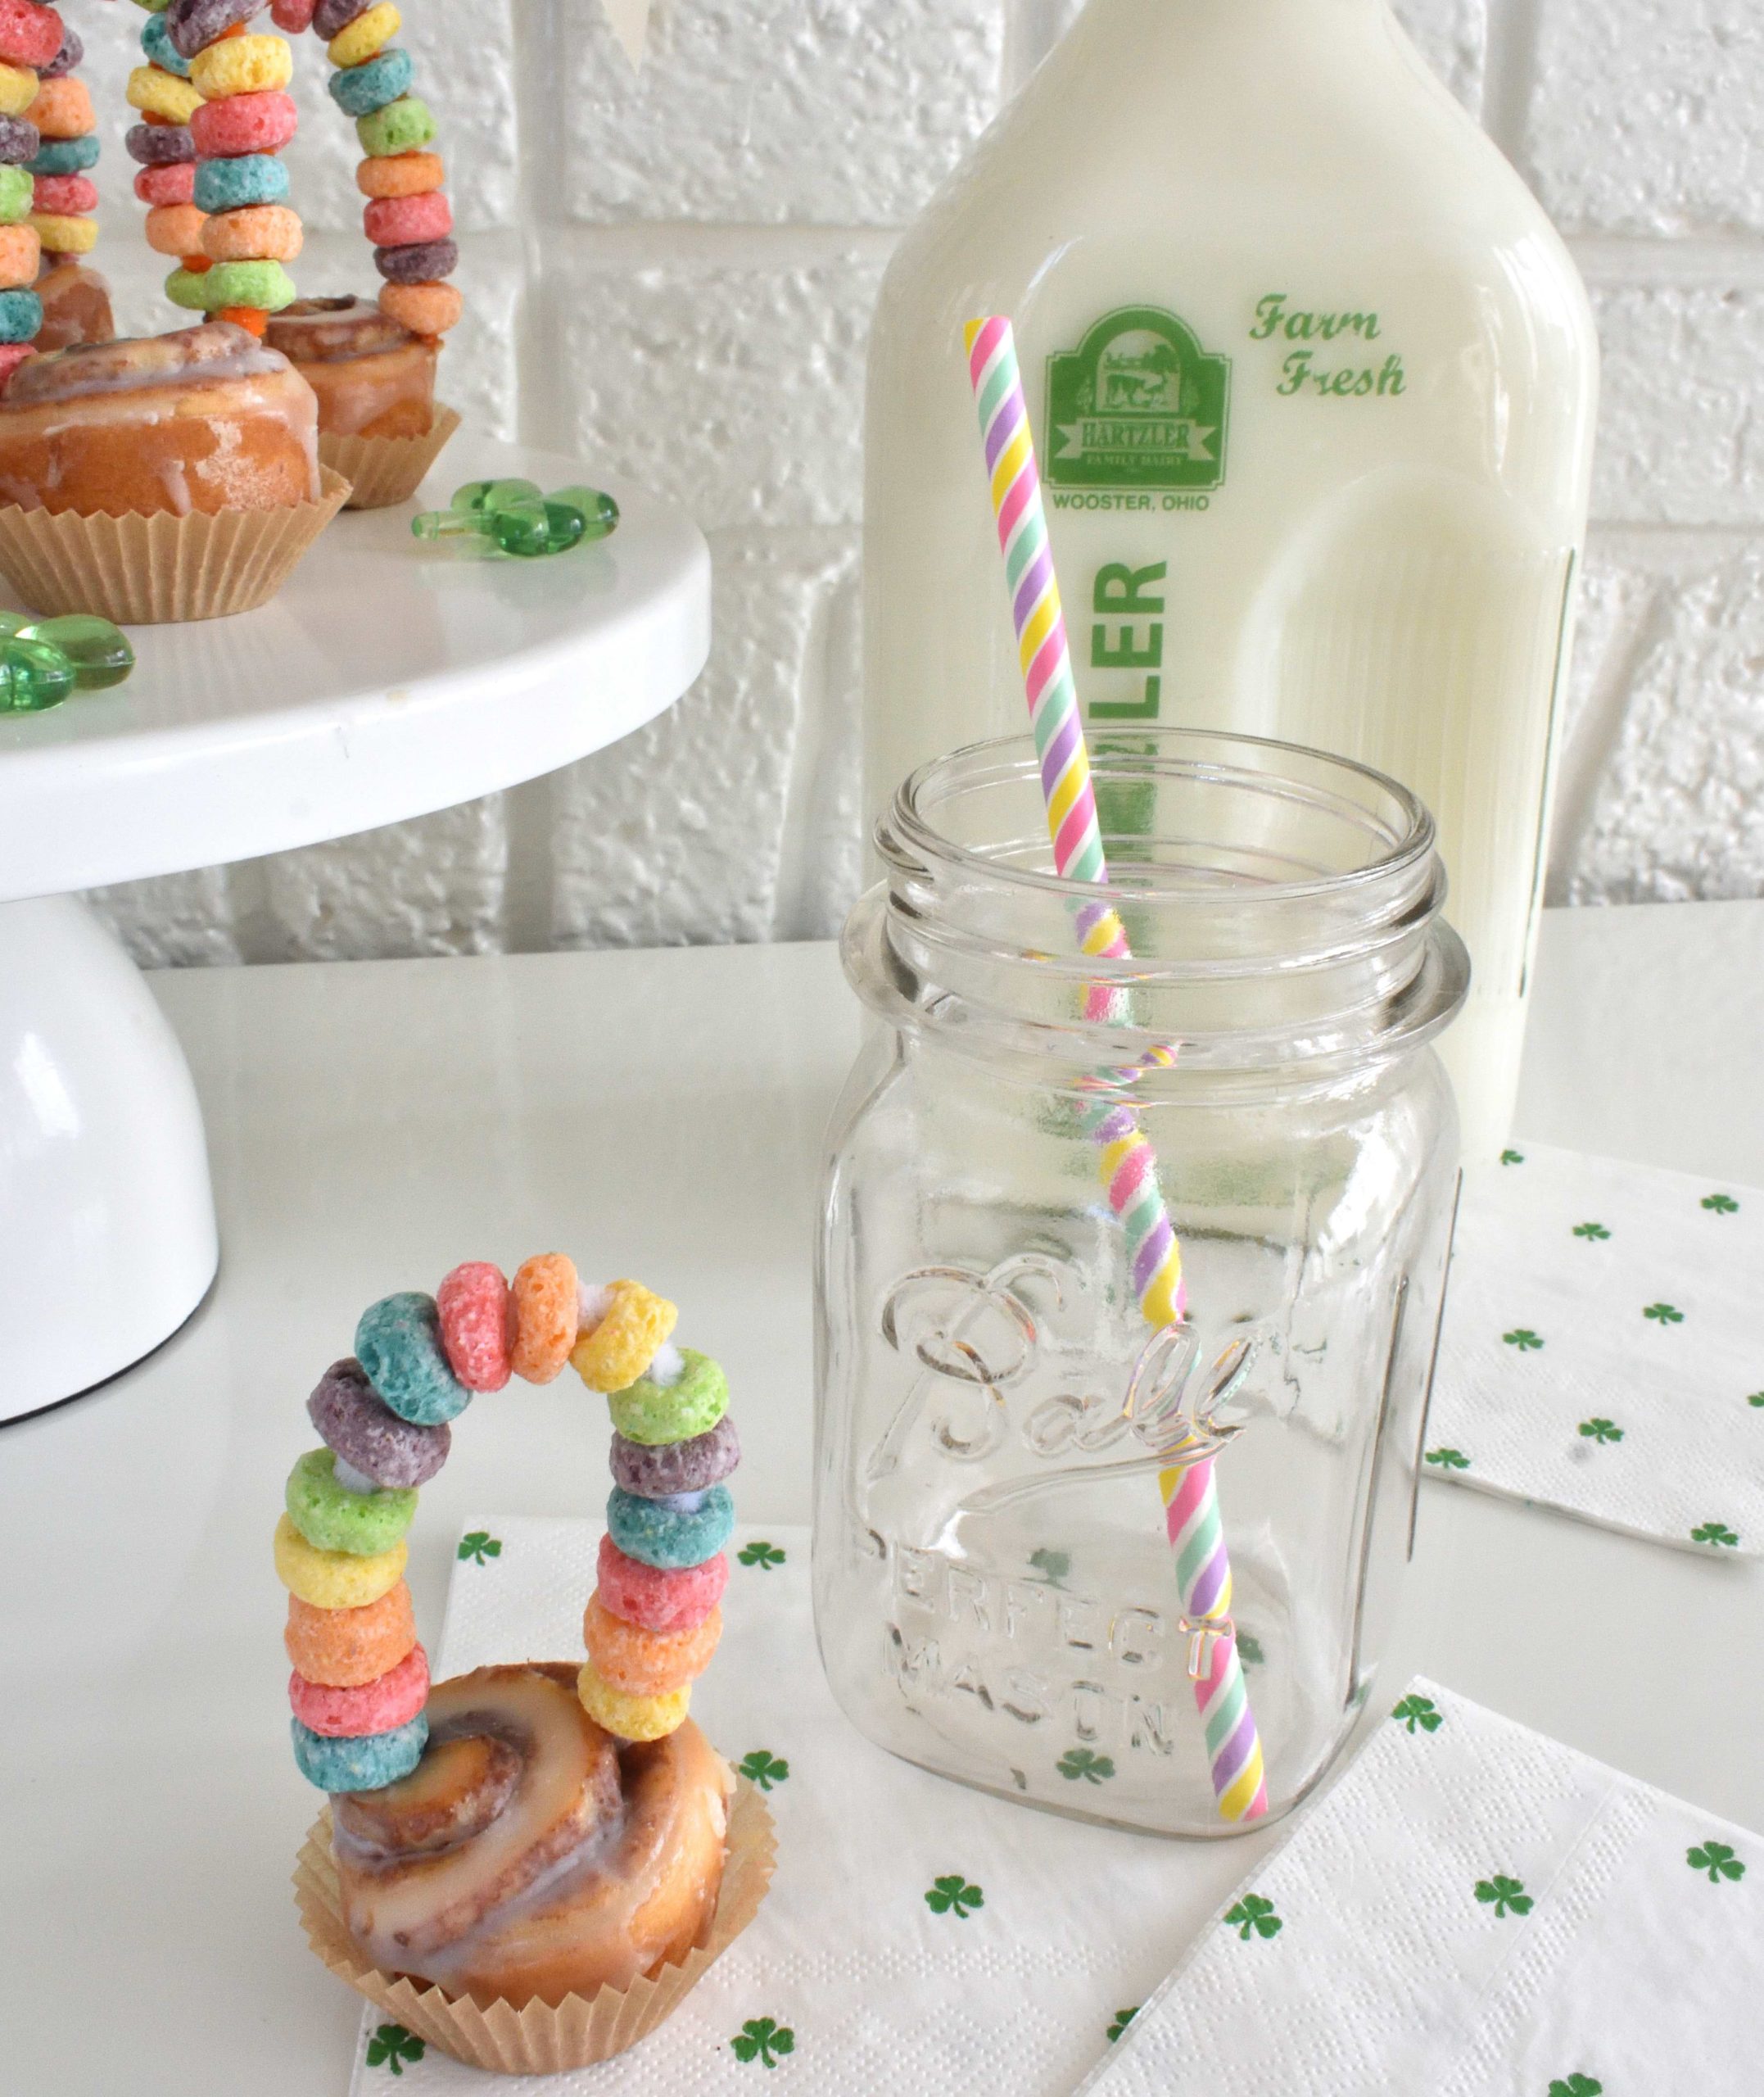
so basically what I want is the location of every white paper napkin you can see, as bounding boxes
[1428,1144,1764,1556]
[1080,1676,1762,2096]
[345,1520,1255,2095]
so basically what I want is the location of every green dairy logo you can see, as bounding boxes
[1046,307,1229,494]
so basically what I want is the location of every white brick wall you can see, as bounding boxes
[79,0,1764,966]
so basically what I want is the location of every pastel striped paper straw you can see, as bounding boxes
[964,315,1268,1824]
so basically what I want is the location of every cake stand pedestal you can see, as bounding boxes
[0,438,710,1422]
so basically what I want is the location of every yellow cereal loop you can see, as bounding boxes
[190,34,293,101]
[570,1279,678,1394]
[274,1513,407,1610]
[0,63,36,118]
[126,66,205,126]
[329,2,400,69]
[577,1661,690,1743]
[29,212,96,255]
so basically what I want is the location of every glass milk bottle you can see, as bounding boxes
[815,731,1468,1836]
[862,0,1598,1157]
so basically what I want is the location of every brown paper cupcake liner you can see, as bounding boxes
[0,466,351,626]
[321,403,462,512]
[294,1775,777,2073]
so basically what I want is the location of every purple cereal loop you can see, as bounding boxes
[314,0,372,36]
[306,1356,451,1489]
[168,0,267,61]
[0,115,36,166]
[610,1414,741,1498]
[375,238,459,286]
[128,123,196,168]
[40,26,81,79]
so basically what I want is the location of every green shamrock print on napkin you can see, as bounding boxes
[1687,1840,1746,1884]
[1028,1547,1071,1587]
[737,1750,789,1792]
[738,1540,787,1569]
[457,1532,501,1565]
[1106,2008,1139,2043]
[1644,1302,1685,1325]
[1223,1894,1282,1941]
[1391,1694,1442,1735]
[1236,1633,1264,1664]
[1578,1419,1624,1444]
[1748,1393,1764,1410]
[1702,1193,1739,1214]
[1503,1328,1545,1352]
[730,2017,795,2068]
[1426,1447,1471,1470]
[1500,1149,1525,1166]
[365,2024,425,2075]
[1057,1747,1115,1784]
[1572,1221,1611,1241]
[1475,1874,1532,1918]
[1691,1521,1741,1548]
[1548,2077,1602,2096]
[925,1875,984,1918]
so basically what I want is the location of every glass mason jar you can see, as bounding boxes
[813,729,1468,1837]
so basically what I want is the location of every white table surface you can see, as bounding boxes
[0,437,710,899]
[2,900,1760,2095]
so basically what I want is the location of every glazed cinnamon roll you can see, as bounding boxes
[331,1664,731,2009]
[264,296,436,441]
[0,323,319,516]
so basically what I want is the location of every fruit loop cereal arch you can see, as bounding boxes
[120,0,460,342]
[274,1261,740,1796]
[0,2,100,381]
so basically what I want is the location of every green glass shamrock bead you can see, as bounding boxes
[450,477,544,516]
[0,635,75,713]
[549,485,620,543]
[413,499,588,558]
[20,614,134,691]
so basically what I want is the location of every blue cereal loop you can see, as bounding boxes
[0,289,41,343]
[27,136,97,176]
[141,14,192,76]
[291,1712,427,1794]
[194,151,288,213]
[329,47,414,120]
[355,1293,473,1428]
[606,1483,735,1571]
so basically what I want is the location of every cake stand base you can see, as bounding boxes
[0,895,217,1423]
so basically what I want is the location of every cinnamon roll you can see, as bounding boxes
[0,322,319,516]
[263,295,436,441]
[331,1663,731,2009]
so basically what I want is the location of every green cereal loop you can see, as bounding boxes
[285,1448,417,1556]
[357,96,436,159]
[0,166,29,225]
[165,269,211,311]
[199,260,300,314]
[608,1349,730,1447]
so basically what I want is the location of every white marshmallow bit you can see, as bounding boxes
[332,1456,381,1497]
[647,1340,686,1388]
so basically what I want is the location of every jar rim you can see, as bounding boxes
[883,727,1437,908]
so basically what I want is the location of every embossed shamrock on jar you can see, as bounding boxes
[813,729,1468,1837]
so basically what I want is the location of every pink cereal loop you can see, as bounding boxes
[436,1261,513,1392]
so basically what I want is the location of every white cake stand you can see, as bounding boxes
[0,437,710,1422]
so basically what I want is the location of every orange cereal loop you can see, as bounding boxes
[285,1582,417,1689]
[201,203,302,263]
[583,1594,721,1697]
[378,279,462,340]
[219,306,269,336]
[509,1252,579,1384]
[356,149,444,201]
[0,221,36,290]
[146,203,208,257]
[28,75,93,141]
